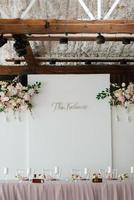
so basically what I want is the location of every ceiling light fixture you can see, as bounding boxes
[96,33,105,44]
[0,34,7,47]
[44,21,50,29]
[60,37,68,44]
[13,35,29,57]
[85,61,92,65]
[60,33,68,44]
[14,60,21,64]
[49,59,56,65]
[122,38,131,45]
[120,60,127,65]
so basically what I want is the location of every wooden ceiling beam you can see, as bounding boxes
[0,64,134,75]
[4,34,134,41]
[0,19,134,34]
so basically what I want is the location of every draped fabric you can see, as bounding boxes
[0,180,134,200]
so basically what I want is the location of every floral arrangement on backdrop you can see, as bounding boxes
[0,80,41,113]
[96,82,134,108]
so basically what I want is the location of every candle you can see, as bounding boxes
[54,166,59,174]
[107,166,111,174]
[3,167,8,175]
[84,168,88,175]
[26,168,31,177]
[131,166,134,173]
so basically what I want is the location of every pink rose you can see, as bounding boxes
[1,96,9,102]
[118,96,125,104]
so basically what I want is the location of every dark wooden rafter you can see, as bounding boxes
[0,19,134,34]
[24,42,39,67]
[0,65,134,75]
[12,34,39,68]
[5,57,134,63]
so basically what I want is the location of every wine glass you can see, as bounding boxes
[43,169,52,180]
[105,168,117,180]
[71,169,81,180]
[83,168,90,179]
[53,166,61,179]
[112,169,118,180]
[105,166,112,180]
[99,169,105,179]
[26,168,32,180]
[15,169,24,180]
[3,167,8,180]
[130,166,134,179]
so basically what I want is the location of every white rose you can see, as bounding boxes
[0,92,5,97]
[125,94,131,99]
[16,83,23,90]
[18,92,24,98]
[114,89,123,97]
[122,82,126,87]
[20,104,28,111]
[9,99,17,107]
[7,85,17,96]
[0,81,8,86]
[16,98,22,104]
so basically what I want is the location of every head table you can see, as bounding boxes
[0,180,134,200]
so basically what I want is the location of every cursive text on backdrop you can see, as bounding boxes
[52,102,88,112]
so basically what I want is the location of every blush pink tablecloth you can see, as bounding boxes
[0,180,134,200]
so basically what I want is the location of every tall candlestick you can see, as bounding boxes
[84,168,88,175]
[108,166,111,174]
[54,166,59,174]
[3,167,8,175]
[27,168,31,178]
[131,166,134,173]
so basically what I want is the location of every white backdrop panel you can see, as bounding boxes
[0,114,27,178]
[28,74,111,176]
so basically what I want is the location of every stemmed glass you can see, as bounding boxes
[105,167,118,180]
[3,167,8,180]
[26,168,32,180]
[43,169,53,180]
[130,166,134,179]
[71,169,81,180]
[83,168,90,179]
[99,169,105,179]
[112,169,118,180]
[15,169,24,181]
[53,166,61,179]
